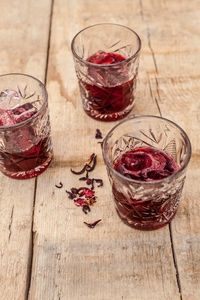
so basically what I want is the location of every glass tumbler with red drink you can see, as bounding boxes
[0,73,53,179]
[102,116,191,230]
[71,23,141,121]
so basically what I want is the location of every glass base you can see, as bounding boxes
[84,105,134,122]
[116,208,177,230]
[1,153,53,179]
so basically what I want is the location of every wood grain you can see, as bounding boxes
[0,1,52,300]
[1,0,200,299]
[28,0,180,299]
[141,0,200,299]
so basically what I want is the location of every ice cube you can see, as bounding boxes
[0,109,16,126]
[0,89,21,110]
[4,124,35,153]
[12,103,37,123]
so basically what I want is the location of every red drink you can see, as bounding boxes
[113,147,180,230]
[1,137,51,179]
[78,51,135,121]
[103,115,191,230]
[0,74,53,180]
[114,147,179,181]
[0,102,52,179]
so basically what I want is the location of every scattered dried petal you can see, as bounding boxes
[84,219,102,228]
[94,179,104,187]
[74,198,85,206]
[84,197,96,206]
[86,178,92,185]
[86,154,97,172]
[82,205,91,214]
[84,188,95,198]
[66,190,76,199]
[95,129,103,139]
[65,153,102,216]
[71,188,79,194]
[78,188,95,198]
[87,178,95,190]
[79,176,88,181]
[70,153,96,175]
[87,153,96,165]
[70,165,87,175]
[79,176,103,190]
[55,182,63,189]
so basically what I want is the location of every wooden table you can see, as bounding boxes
[0,1,199,299]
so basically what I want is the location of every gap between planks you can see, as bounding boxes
[139,0,183,298]
[25,0,55,299]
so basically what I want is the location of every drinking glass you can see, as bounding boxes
[0,73,53,179]
[102,115,191,230]
[71,23,141,121]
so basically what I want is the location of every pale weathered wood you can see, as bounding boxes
[140,1,200,299]
[0,1,52,299]
[28,0,180,299]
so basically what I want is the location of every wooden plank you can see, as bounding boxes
[140,0,200,299]
[0,178,34,300]
[28,0,180,299]
[0,1,52,299]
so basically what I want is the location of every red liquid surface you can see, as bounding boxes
[0,102,52,179]
[79,51,135,121]
[114,147,179,182]
[113,147,181,230]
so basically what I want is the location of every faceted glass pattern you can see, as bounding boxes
[71,23,141,121]
[0,74,53,179]
[103,116,191,230]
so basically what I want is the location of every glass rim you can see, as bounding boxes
[71,23,142,67]
[102,115,192,185]
[0,73,48,131]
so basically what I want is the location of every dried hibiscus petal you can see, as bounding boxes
[84,197,96,206]
[66,187,80,199]
[70,153,97,175]
[94,179,103,187]
[70,165,87,175]
[79,176,88,181]
[85,154,97,172]
[82,205,91,214]
[84,219,102,228]
[78,188,95,198]
[71,188,79,194]
[66,153,102,216]
[74,198,85,206]
[95,129,103,139]
[55,182,63,188]
[86,178,93,185]
[66,191,76,199]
